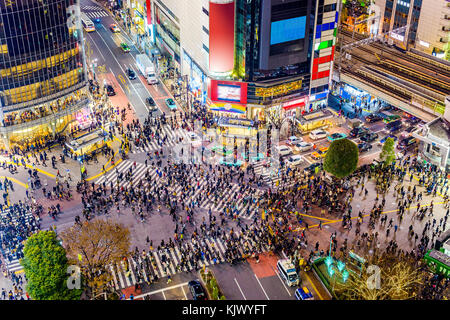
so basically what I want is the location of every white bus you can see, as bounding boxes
[80,12,96,32]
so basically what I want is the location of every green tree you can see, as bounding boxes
[323,138,359,178]
[21,230,82,300]
[379,137,396,166]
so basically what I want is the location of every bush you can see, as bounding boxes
[324,138,359,178]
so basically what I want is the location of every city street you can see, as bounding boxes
[0,0,448,303]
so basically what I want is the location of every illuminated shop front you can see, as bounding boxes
[182,50,207,105]
[207,79,248,118]
[297,109,335,133]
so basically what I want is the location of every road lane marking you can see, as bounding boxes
[162,291,166,300]
[181,286,188,300]
[234,278,247,300]
[85,33,106,61]
[254,274,270,300]
[303,272,324,300]
[133,281,191,300]
[95,30,148,112]
[272,266,292,296]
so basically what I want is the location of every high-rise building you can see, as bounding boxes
[0,0,90,150]
[375,0,450,60]
[149,0,339,122]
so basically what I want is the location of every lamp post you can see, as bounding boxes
[91,58,98,80]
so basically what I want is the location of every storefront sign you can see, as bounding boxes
[218,117,254,127]
[146,0,151,25]
[209,101,246,114]
[255,80,302,98]
[209,80,247,104]
[282,98,306,110]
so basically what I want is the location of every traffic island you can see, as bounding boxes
[311,256,350,299]
[199,268,226,300]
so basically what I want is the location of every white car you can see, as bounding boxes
[309,129,328,140]
[286,136,303,146]
[276,145,293,157]
[286,155,303,167]
[294,142,313,152]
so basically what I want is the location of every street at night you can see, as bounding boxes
[0,0,448,314]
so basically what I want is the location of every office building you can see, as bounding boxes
[0,0,90,150]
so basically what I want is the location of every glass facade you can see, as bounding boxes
[0,0,88,149]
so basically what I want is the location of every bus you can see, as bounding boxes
[80,12,96,32]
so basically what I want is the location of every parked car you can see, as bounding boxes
[309,129,328,140]
[106,85,115,96]
[406,116,420,125]
[126,68,136,80]
[358,142,373,153]
[385,119,402,131]
[365,113,383,123]
[188,280,207,300]
[165,98,177,110]
[311,146,328,160]
[294,142,313,152]
[276,145,293,157]
[397,136,417,150]
[286,155,303,167]
[327,132,347,142]
[360,132,378,143]
[120,42,130,53]
[388,124,403,133]
[110,24,120,33]
[383,115,401,123]
[305,162,322,173]
[295,287,314,300]
[286,136,302,146]
[401,126,415,138]
[350,127,369,138]
[379,135,398,144]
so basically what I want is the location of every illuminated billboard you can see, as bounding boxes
[270,16,306,45]
[209,80,247,104]
[217,84,241,102]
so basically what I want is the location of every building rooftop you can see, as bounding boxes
[428,118,450,142]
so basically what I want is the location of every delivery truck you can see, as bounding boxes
[136,54,158,84]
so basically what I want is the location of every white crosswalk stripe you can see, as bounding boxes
[81,5,101,10]
[108,233,269,290]
[130,125,192,154]
[252,161,304,189]
[95,160,261,219]
[85,11,108,18]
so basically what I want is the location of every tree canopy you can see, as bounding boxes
[323,138,359,178]
[60,219,131,298]
[379,137,396,166]
[334,251,426,300]
[21,230,81,300]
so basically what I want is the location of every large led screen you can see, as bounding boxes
[270,16,306,45]
[217,84,241,102]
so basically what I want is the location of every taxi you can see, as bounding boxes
[311,146,328,160]
[110,24,120,33]
[295,287,314,300]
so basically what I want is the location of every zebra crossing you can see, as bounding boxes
[0,208,36,274]
[81,5,101,10]
[108,233,271,291]
[95,160,262,219]
[83,10,109,19]
[252,161,304,189]
[130,125,193,154]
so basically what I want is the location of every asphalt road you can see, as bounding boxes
[80,0,173,121]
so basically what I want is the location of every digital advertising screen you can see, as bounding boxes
[217,84,242,102]
[270,16,306,45]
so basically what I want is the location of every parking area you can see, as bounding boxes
[277,107,422,168]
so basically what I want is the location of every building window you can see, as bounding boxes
[202,44,209,53]
[202,7,209,16]
[202,26,209,35]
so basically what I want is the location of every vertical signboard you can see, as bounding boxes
[209,0,235,73]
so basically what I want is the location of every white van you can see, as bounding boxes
[277,259,300,287]
[276,145,293,157]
